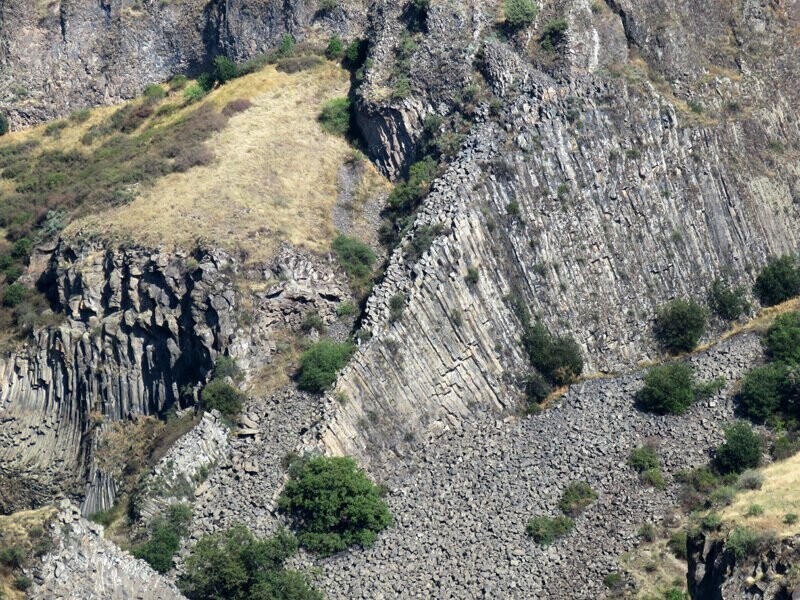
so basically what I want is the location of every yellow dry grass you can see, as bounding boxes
[721,451,800,537]
[620,536,688,598]
[0,506,57,599]
[65,62,387,263]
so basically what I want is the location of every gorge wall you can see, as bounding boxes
[0,242,238,514]
[320,0,800,466]
[0,0,367,128]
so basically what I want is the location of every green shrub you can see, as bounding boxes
[745,504,764,517]
[179,524,320,600]
[754,255,800,307]
[504,0,539,29]
[524,372,551,410]
[738,363,786,423]
[715,422,762,474]
[132,504,192,573]
[211,355,242,382]
[69,108,92,123]
[0,112,9,136]
[784,513,798,525]
[183,83,206,104]
[143,84,167,99]
[0,546,25,568]
[201,379,244,418]
[558,481,597,517]
[726,526,758,559]
[13,575,32,591]
[326,36,345,60]
[332,234,376,290]
[465,266,480,285]
[773,433,800,460]
[2,283,27,308]
[765,311,800,364]
[539,18,569,51]
[736,469,764,491]
[301,312,326,334]
[381,157,439,247]
[278,456,392,555]
[319,97,351,137]
[603,572,623,590]
[709,485,736,506]
[525,515,573,545]
[297,340,354,393]
[637,362,696,415]
[638,522,657,541]
[278,34,296,58]
[169,75,188,90]
[213,56,239,84]
[707,278,749,321]
[336,301,357,318]
[522,322,583,386]
[629,446,660,473]
[654,299,707,353]
[642,468,667,489]
[667,530,687,560]
[701,512,722,531]
[389,293,406,322]
[664,588,685,600]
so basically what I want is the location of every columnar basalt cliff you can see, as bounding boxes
[0,242,238,514]
[689,531,800,600]
[0,0,367,128]
[318,0,800,467]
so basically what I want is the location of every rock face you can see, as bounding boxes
[688,531,800,600]
[30,500,184,599]
[318,0,800,468]
[0,0,367,128]
[0,241,239,515]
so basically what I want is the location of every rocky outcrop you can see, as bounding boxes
[30,500,184,599]
[135,410,230,527]
[319,0,800,467]
[0,0,368,128]
[689,530,800,600]
[0,241,238,514]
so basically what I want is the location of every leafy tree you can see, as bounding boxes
[654,299,707,353]
[738,363,786,423]
[0,112,9,136]
[754,255,800,307]
[525,515,573,545]
[325,36,344,60]
[522,322,583,385]
[504,0,539,29]
[278,456,392,556]
[132,504,192,573]
[201,379,244,418]
[637,362,696,415]
[179,525,320,600]
[2,283,27,308]
[297,340,354,393]
[715,422,762,474]
[707,278,749,321]
[765,312,800,364]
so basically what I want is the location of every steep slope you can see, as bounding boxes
[317,0,800,468]
[0,0,367,127]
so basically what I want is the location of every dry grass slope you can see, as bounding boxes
[722,451,800,537]
[64,62,387,263]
